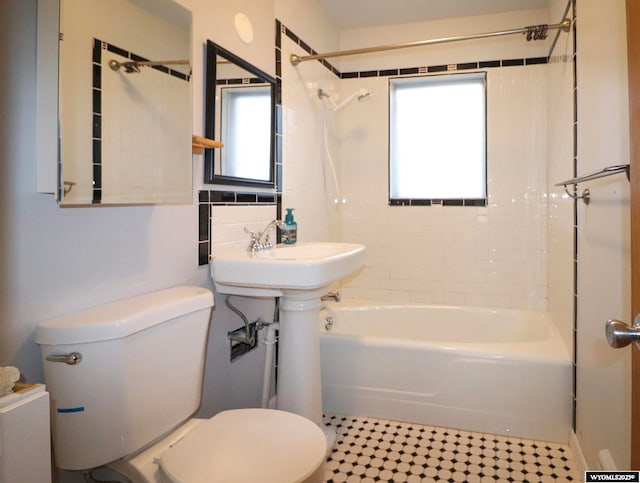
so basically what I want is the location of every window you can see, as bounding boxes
[389,73,487,204]
[219,85,271,181]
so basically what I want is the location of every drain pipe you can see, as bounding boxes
[261,321,279,408]
[261,298,280,408]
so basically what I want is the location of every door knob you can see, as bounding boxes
[605,315,640,349]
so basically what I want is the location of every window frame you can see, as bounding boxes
[388,72,488,206]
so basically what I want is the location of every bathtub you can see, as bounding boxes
[319,303,572,443]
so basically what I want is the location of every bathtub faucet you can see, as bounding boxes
[246,219,284,252]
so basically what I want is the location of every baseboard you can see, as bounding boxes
[570,430,588,477]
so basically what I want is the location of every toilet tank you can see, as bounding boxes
[35,286,214,471]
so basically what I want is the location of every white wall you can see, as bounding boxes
[1,0,280,425]
[575,0,631,470]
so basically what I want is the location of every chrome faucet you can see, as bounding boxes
[246,219,284,252]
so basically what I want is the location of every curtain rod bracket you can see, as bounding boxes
[563,186,590,205]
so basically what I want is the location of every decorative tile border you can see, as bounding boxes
[280,23,548,210]
[197,190,280,265]
[92,38,190,204]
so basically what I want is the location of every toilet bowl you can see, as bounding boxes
[110,410,326,483]
[35,286,326,482]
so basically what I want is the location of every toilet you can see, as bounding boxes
[35,286,326,482]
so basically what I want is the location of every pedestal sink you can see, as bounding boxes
[211,242,366,447]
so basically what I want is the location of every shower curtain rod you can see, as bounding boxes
[290,18,572,66]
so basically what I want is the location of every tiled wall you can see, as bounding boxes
[335,65,548,309]
[281,8,553,309]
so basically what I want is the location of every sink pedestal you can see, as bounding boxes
[210,241,366,452]
[277,289,336,450]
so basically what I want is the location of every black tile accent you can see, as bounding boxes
[299,39,313,54]
[236,192,258,203]
[400,67,420,75]
[457,62,478,70]
[341,72,359,79]
[284,27,299,44]
[92,39,102,63]
[198,191,209,203]
[410,199,432,206]
[258,193,277,203]
[151,64,170,75]
[389,199,411,206]
[427,65,448,73]
[210,191,236,203]
[275,104,283,135]
[198,204,209,242]
[92,164,102,188]
[275,135,283,163]
[92,89,101,114]
[360,70,378,78]
[526,56,549,65]
[198,242,210,266]
[107,44,129,58]
[130,53,148,62]
[92,140,101,165]
[389,198,486,207]
[379,68,399,77]
[170,70,189,81]
[276,163,283,192]
[479,60,501,68]
[502,58,525,67]
[92,114,101,139]
[275,48,282,78]
[464,199,487,206]
[92,64,101,88]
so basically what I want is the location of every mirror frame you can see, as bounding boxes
[203,40,277,188]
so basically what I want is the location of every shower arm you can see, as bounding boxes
[290,19,571,66]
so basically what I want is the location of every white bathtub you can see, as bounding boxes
[319,303,572,443]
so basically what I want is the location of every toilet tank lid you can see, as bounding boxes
[35,286,214,346]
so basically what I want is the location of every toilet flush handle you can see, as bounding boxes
[46,352,82,365]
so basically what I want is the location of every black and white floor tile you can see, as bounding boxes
[323,414,581,482]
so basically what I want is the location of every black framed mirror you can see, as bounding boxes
[204,40,276,188]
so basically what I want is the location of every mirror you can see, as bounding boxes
[204,41,276,188]
[58,0,192,205]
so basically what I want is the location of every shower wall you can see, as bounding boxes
[277,0,342,243]
[331,10,552,309]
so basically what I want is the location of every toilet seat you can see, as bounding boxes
[160,409,327,483]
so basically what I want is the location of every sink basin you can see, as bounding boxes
[211,242,366,296]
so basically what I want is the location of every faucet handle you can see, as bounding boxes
[244,226,259,252]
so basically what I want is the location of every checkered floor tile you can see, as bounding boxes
[323,414,581,482]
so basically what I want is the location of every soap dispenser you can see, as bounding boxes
[282,208,297,244]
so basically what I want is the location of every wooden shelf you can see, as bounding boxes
[192,135,223,154]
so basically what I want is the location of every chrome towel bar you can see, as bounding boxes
[555,164,630,204]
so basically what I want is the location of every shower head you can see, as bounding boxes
[332,88,372,112]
